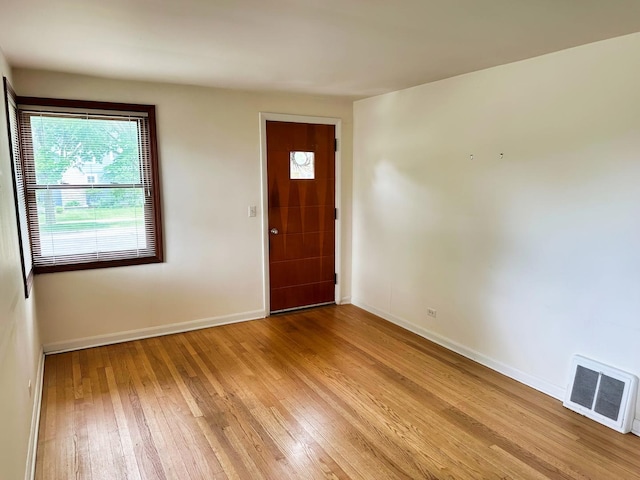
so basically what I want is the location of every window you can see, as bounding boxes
[16,97,163,273]
[290,151,315,179]
[3,78,33,296]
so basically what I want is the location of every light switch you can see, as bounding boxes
[248,205,257,217]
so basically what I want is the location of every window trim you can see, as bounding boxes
[16,96,164,274]
[3,77,34,296]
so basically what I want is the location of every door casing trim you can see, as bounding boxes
[259,113,343,315]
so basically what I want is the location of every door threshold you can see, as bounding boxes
[270,302,335,315]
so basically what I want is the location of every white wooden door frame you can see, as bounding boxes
[259,112,343,315]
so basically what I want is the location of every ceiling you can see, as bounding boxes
[1,0,640,97]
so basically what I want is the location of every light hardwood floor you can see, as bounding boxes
[35,305,640,479]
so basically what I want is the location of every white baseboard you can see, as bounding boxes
[43,310,267,354]
[352,299,565,401]
[25,348,45,480]
[340,296,352,305]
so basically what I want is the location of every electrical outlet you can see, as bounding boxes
[427,308,437,318]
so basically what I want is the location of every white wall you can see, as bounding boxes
[13,69,353,350]
[353,33,640,425]
[0,51,42,480]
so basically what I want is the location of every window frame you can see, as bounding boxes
[16,96,164,274]
[3,77,34,296]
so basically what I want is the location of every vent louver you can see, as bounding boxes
[564,355,637,433]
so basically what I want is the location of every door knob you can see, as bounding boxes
[270,228,279,234]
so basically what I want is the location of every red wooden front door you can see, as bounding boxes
[266,121,336,312]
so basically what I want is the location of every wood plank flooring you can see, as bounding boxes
[35,305,640,479]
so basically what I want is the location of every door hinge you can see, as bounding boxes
[334,273,338,285]
[334,138,338,152]
[334,208,338,220]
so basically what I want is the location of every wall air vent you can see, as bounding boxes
[563,355,638,433]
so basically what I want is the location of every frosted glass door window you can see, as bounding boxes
[290,151,315,179]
